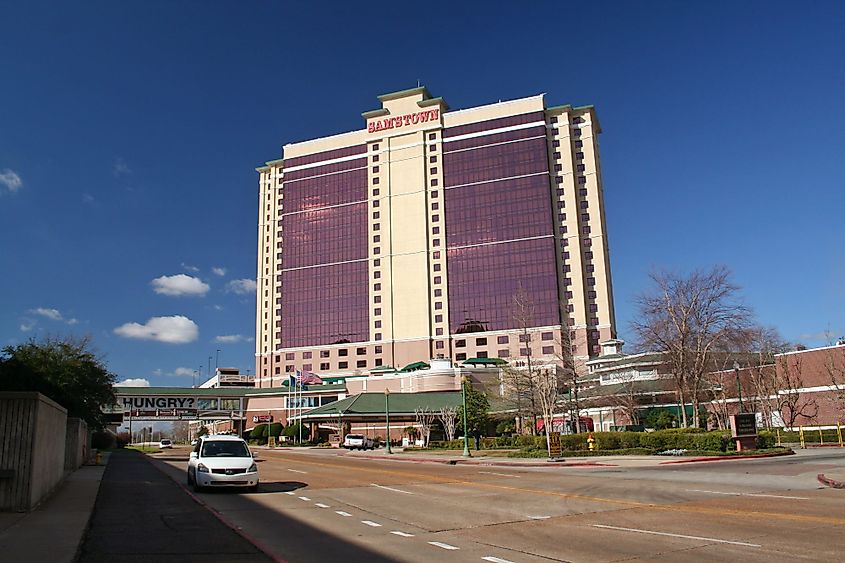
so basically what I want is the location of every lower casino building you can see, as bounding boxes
[255,87,617,387]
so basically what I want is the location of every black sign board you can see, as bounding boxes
[731,413,757,438]
[549,432,562,458]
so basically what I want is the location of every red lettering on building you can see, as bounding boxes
[368,109,440,133]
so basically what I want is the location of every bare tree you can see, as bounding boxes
[774,354,819,429]
[438,406,458,441]
[632,266,753,428]
[823,340,845,422]
[553,327,581,433]
[414,407,437,447]
[606,372,643,427]
[511,286,538,434]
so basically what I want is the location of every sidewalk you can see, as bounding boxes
[0,454,109,563]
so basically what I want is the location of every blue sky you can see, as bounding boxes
[2,1,843,387]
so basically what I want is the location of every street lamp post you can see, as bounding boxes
[384,388,392,454]
[733,361,744,413]
[461,376,471,458]
[216,349,221,370]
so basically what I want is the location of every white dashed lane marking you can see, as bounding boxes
[482,557,516,563]
[362,520,382,527]
[315,503,330,508]
[284,491,295,495]
[371,483,414,494]
[298,496,311,501]
[478,471,520,478]
[287,469,307,474]
[428,541,459,550]
[335,511,351,517]
[390,531,415,537]
[686,489,809,500]
[592,524,762,548]
[529,515,550,520]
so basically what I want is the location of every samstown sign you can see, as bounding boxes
[119,394,243,421]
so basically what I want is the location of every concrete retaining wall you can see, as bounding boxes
[0,392,68,511]
[65,417,89,471]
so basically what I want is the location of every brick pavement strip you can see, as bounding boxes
[77,450,273,563]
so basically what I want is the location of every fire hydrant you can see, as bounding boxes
[587,433,596,451]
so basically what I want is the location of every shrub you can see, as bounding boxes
[282,423,310,441]
[115,432,130,448]
[250,424,268,443]
[91,431,114,449]
[268,422,283,438]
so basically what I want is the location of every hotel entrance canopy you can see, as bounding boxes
[292,391,461,424]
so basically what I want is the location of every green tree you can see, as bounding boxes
[282,423,310,441]
[0,336,116,428]
[457,383,490,439]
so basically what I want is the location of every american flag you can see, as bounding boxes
[297,370,323,385]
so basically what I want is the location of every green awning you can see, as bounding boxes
[462,357,507,366]
[399,361,430,372]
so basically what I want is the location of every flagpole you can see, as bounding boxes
[298,373,303,444]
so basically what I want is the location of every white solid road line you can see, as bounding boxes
[479,471,520,478]
[428,541,459,550]
[335,511,351,517]
[315,503,330,508]
[287,468,307,474]
[284,491,295,495]
[482,557,516,563]
[592,524,762,548]
[390,531,415,537]
[298,496,311,501]
[362,520,382,527]
[529,515,551,520]
[686,489,810,500]
[371,483,414,494]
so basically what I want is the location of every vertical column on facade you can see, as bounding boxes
[368,140,389,367]
[255,165,275,387]
[425,129,448,359]
[578,109,616,345]
[548,109,588,360]
[270,162,284,387]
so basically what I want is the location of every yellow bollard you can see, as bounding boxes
[776,428,782,447]
[799,427,806,449]
[96,451,102,465]
[819,428,824,446]
[838,423,843,448]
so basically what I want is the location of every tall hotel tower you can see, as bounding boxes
[255,88,616,386]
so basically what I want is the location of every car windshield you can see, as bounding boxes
[346,435,363,440]
[161,440,171,444]
[201,441,250,458]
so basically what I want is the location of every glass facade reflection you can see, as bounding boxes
[444,118,560,334]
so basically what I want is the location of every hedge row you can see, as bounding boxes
[428,430,779,453]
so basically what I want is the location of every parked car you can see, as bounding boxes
[343,434,375,450]
[158,439,173,449]
[187,435,258,493]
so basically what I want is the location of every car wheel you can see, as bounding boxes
[187,471,193,486]
[248,483,259,493]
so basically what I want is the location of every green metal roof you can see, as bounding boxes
[399,361,430,372]
[296,391,461,419]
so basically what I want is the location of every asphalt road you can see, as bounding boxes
[147,446,845,562]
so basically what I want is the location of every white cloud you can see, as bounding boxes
[181,262,200,273]
[114,315,199,344]
[212,304,224,311]
[0,169,23,194]
[67,318,79,325]
[226,278,257,295]
[152,369,162,376]
[31,307,63,321]
[113,158,131,177]
[117,378,150,387]
[212,267,227,277]
[20,319,36,332]
[214,334,253,343]
[172,367,194,377]
[151,274,210,297]
[82,193,95,204]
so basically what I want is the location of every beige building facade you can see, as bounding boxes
[255,88,616,387]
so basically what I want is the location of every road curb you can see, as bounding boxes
[659,450,795,464]
[817,473,845,489]
[348,453,615,468]
[142,454,287,563]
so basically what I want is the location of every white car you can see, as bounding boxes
[187,435,258,492]
[343,434,375,450]
[158,439,173,449]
